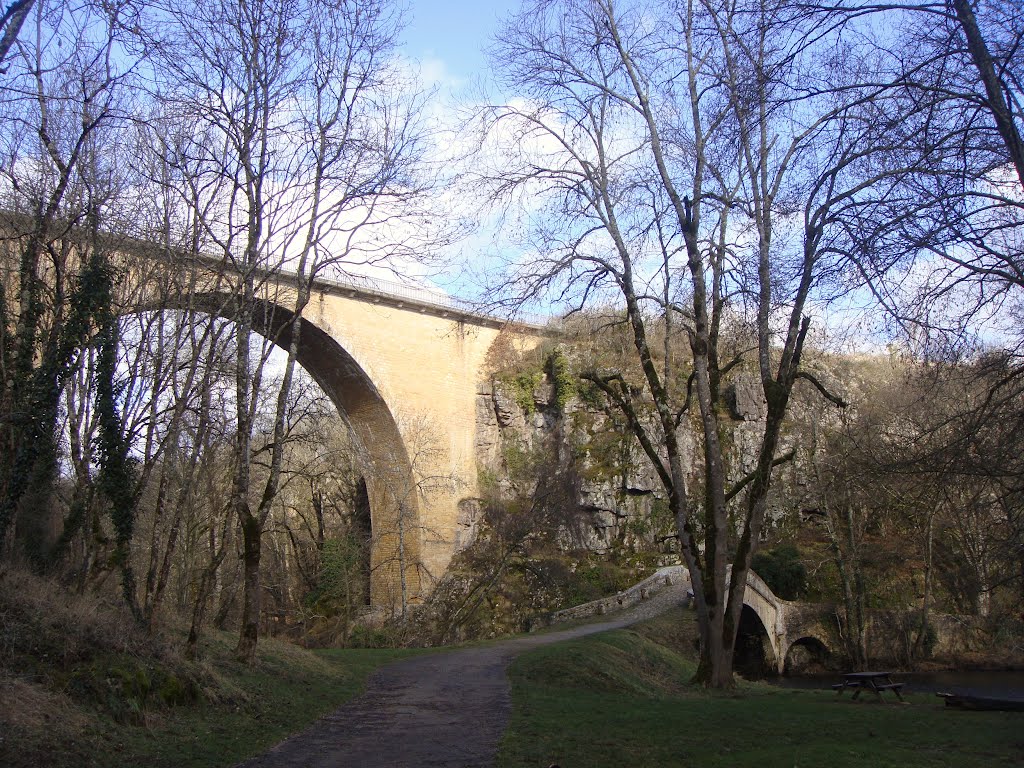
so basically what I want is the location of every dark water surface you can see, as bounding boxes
[775,670,1024,699]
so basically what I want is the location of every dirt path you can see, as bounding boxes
[236,584,687,768]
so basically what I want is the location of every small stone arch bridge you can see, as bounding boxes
[546,565,835,673]
[739,569,835,674]
[117,245,547,610]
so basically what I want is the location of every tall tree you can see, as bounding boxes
[151,0,434,661]
[0,0,145,570]
[820,0,1024,627]
[815,0,1024,345]
[478,0,919,685]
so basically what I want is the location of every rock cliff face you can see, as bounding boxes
[471,368,827,559]
[473,374,664,556]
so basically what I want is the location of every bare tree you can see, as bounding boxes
[885,356,1024,623]
[806,369,925,668]
[0,0,145,592]
[370,409,463,618]
[475,0,928,686]
[150,0,435,661]
[803,0,1024,347]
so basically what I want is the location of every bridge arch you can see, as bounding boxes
[128,290,421,608]
[783,636,831,674]
[738,569,785,672]
[727,568,834,675]
[734,603,779,678]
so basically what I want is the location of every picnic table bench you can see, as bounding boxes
[832,671,905,701]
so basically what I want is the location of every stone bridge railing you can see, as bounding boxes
[533,564,835,674]
[534,566,690,628]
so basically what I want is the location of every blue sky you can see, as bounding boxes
[388,0,529,301]
[400,0,520,84]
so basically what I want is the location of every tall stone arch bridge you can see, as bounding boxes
[121,247,546,609]
[115,248,838,663]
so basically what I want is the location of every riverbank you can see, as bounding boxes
[779,669,1024,699]
[498,612,1024,768]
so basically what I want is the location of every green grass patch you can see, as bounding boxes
[101,640,422,768]
[498,613,1024,768]
[2,631,423,768]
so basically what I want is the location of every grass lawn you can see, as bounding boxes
[497,614,1024,768]
[5,566,1020,768]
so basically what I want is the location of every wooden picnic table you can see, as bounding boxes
[832,671,905,701]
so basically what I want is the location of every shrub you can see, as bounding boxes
[751,545,807,600]
[546,348,576,412]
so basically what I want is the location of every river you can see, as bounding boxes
[775,670,1024,699]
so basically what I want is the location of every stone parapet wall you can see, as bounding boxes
[536,565,690,628]
[863,610,987,662]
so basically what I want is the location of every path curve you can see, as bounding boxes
[236,583,688,768]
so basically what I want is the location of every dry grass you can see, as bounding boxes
[0,568,109,764]
[0,566,424,767]
[0,671,88,730]
[0,567,164,666]
[0,565,190,735]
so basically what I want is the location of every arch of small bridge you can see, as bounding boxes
[740,570,786,670]
[738,571,835,674]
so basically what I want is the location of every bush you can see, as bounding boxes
[346,623,402,648]
[304,535,365,614]
[546,348,576,412]
[751,545,807,600]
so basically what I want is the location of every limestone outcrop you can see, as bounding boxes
[470,366,835,559]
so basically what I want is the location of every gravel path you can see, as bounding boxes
[236,582,688,768]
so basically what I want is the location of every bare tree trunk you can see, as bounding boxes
[236,505,261,661]
[836,504,870,669]
[232,214,260,663]
[950,0,1024,189]
[0,0,33,69]
[186,510,231,660]
[398,503,408,619]
[912,511,935,663]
